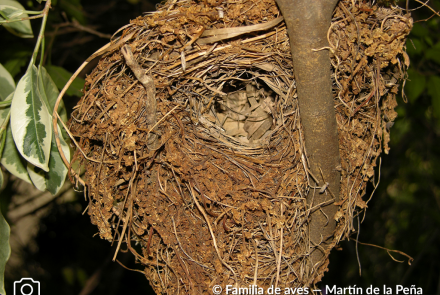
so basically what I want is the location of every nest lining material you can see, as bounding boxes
[63,0,412,293]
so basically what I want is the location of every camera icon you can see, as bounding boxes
[13,278,40,295]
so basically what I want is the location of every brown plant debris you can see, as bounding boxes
[65,0,412,293]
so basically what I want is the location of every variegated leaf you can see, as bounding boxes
[25,66,71,194]
[11,65,52,172]
[27,127,70,195]
[0,63,15,100]
[0,206,10,295]
[1,124,31,183]
[27,163,46,191]
[0,0,33,38]
[39,64,70,172]
[38,65,68,122]
[0,91,31,183]
[0,92,12,127]
[49,125,70,193]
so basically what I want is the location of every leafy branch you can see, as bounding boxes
[0,0,82,293]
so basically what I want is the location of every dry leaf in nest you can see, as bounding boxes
[62,0,412,293]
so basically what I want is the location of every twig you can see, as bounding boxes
[0,13,44,25]
[113,174,137,261]
[29,0,51,66]
[137,105,180,136]
[354,240,414,265]
[275,203,284,288]
[351,89,375,117]
[252,239,259,286]
[121,44,158,147]
[70,18,112,39]
[180,25,205,52]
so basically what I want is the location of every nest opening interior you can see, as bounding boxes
[186,73,290,146]
[64,0,412,293]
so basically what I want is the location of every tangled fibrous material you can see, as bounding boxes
[64,0,411,293]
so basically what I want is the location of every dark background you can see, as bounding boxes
[1,0,440,294]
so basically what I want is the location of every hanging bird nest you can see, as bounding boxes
[58,0,412,293]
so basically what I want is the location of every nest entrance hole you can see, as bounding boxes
[185,73,289,147]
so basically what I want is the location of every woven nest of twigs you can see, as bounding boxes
[62,0,412,293]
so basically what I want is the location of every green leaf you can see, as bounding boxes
[27,127,70,195]
[45,65,85,98]
[11,65,52,172]
[1,124,32,183]
[0,63,15,101]
[3,50,32,79]
[3,58,27,79]
[0,92,13,133]
[427,76,440,120]
[0,0,33,38]
[0,168,3,189]
[38,66,67,122]
[406,69,426,103]
[0,204,10,295]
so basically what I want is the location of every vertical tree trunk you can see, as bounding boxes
[275,0,341,274]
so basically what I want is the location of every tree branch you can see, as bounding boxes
[275,0,341,278]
